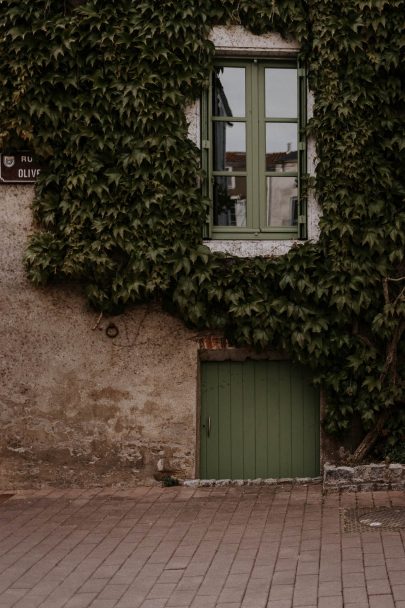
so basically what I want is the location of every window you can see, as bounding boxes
[202,59,307,240]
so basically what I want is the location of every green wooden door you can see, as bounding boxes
[200,360,320,479]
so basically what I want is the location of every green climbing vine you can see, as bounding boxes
[0,0,404,457]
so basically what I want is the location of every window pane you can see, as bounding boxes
[213,122,246,171]
[265,68,297,117]
[213,176,247,227]
[213,67,245,117]
[266,123,297,171]
[266,177,298,227]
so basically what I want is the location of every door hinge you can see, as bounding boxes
[202,139,210,149]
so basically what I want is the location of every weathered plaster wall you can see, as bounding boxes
[0,186,199,488]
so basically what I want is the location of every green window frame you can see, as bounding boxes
[202,58,307,240]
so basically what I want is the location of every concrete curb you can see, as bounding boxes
[182,477,322,488]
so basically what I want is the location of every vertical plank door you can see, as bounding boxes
[200,360,319,479]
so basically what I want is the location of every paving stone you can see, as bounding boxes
[63,594,98,608]
[342,559,364,574]
[393,587,405,601]
[367,579,392,595]
[390,572,405,586]
[365,565,388,579]
[343,587,369,603]
[271,571,296,585]
[364,553,386,566]
[369,595,395,608]
[343,572,366,587]
[269,585,294,600]
[190,597,217,608]
[318,597,343,608]
[266,600,292,608]
[318,580,342,596]
[297,562,319,576]
[139,600,167,608]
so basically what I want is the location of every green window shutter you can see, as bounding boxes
[201,91,212,239]
[297,59,308,240]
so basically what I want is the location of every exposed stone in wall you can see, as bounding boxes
[0,186,200,488]
[197,335,230,350]
[209,26,299,54]
[324,463,405,492]
[185,100,200,149]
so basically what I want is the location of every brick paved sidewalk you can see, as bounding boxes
[0,486,403,608]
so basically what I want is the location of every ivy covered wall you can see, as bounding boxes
[0,0,404,459]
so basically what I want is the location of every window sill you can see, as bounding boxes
[203,238,308,258]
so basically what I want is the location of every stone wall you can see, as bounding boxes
[0,185,200,488]
[324,463,405,492]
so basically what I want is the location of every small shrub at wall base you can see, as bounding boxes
[0,0,403,456]
[162,476,180,488]
[375,444,405,466]
[374,407,405,463]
